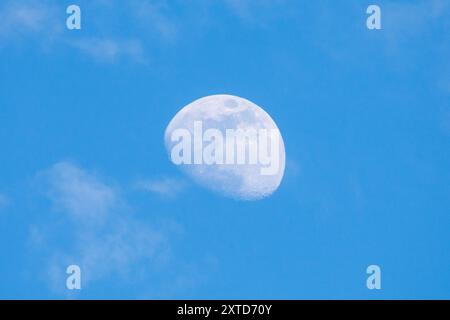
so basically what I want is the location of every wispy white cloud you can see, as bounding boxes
[0,3,44,33]
[0,1,53,33]
[0,0,147,63]
[131,0,178,42]
[0,0,61,45]
[40,161,119,223]
[136,177,187,198]
[0,0,292,62]
[34,161,172,292]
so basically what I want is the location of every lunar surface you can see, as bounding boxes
[164,94,285,200]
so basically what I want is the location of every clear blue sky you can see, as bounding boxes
[0,0,449,299]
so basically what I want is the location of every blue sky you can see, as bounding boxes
[0,0,449,299]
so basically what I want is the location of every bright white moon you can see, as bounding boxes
[164,94,286,200]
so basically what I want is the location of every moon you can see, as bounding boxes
[164,94,285,200]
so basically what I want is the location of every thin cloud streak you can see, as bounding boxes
[136,177,187,198]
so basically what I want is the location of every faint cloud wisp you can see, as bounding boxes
[136,177,187,199]
[0,0,146,64]
[70,37,146,64]
[34,161,171,294]
[0,0,61,43]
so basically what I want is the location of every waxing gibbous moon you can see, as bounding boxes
[164,94,286,200]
